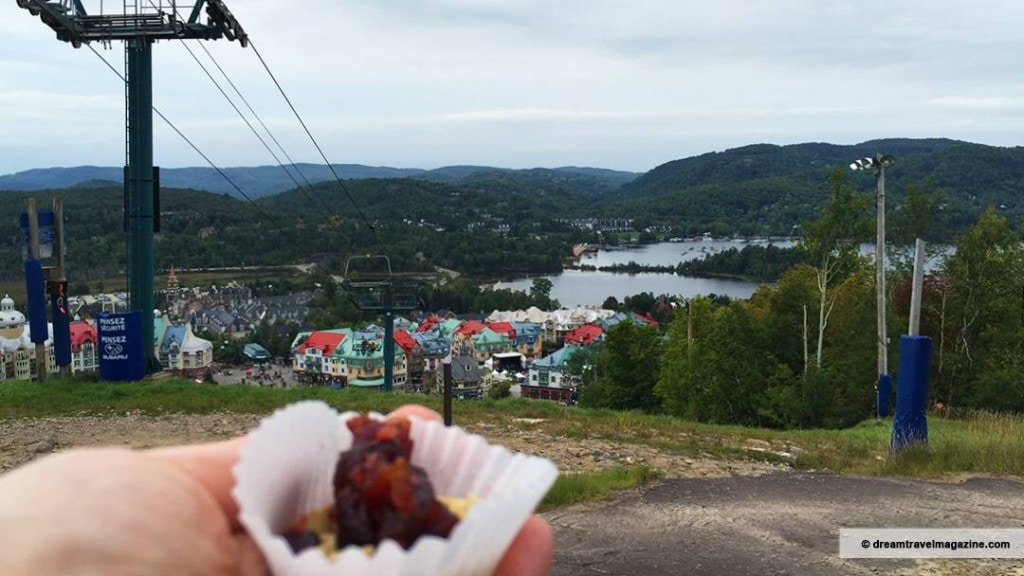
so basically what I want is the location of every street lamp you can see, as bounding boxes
[850,153,895,418]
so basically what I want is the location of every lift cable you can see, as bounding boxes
[144,0,330,214]
[171,36,333,215]
[189,39,321,196]
[247,39,374,228]
[86,43,285,232]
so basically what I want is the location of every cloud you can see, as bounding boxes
[4,0,1024,175]
[928,97,1024,112]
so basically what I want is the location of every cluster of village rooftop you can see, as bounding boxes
[0,291,657,402]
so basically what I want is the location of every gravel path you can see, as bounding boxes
[0,412,781,478]
[548,473,1024,575]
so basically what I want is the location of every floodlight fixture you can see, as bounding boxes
[850,154,896,172]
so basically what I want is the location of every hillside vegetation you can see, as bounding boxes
[2,380,1022,479]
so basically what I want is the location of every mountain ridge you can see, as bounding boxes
[0,163,642,198]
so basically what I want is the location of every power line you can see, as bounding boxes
[247,39,374,228]
[85,43,285,232]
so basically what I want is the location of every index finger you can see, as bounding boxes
[147,437,247,527]
[388,404,442,423]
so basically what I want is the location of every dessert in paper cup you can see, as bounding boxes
[232,401,558,576]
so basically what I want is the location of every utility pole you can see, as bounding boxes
[17,0,248,372]
[850,153,895,418]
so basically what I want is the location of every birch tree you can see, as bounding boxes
[799,168,870,369]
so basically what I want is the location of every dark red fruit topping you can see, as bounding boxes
[333,416,459,550]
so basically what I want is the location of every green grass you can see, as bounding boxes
[880,412,1024,477]
[540,465,665,511]
[0,380,415,418]
[3,380,1023,481]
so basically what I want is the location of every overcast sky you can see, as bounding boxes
[2,0,1024,175]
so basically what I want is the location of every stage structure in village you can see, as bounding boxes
[16,0,248,371]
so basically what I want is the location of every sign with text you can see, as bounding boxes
[98,311,145,382]
[19,211,56,260]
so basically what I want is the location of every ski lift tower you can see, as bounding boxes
[16,0,248,371]
[343,255,418,392]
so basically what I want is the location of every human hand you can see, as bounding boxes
[0,437,265,576]
[0,405,552,576]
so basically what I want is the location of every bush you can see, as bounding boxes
[489,380,511,399]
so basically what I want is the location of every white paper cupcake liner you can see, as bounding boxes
[233,401,559,576]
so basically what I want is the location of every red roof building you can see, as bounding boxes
[417,315,439,333]
[69,320,98,353]
[455,320,486,338]
[636,313,659,327]
[564,323,604,346]
[485,321,516,340]
[296,331,346,356]
[393,329,418,356]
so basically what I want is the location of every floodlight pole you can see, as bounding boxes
[850,153,894,419]
[875,157,888,381]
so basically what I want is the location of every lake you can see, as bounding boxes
[495,239,796,308]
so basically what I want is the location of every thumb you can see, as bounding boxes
[236,533,270,576]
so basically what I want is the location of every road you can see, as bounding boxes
[547,472,1024,576]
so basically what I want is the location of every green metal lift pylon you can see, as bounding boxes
[17,0,248,370]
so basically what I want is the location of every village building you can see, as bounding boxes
[511,322,544,359]
[449,353,484,398]
[292,329,348,384]
[410,328,454,389]
[0,294,39,380]
[155,312,213,379]
[69,320,99,374]
[564,323,604,346]
[523,345,588,403]
[290,328,408,389]
[465,327,515,362]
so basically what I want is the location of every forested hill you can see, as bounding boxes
[4,138,1024,241]
[0,164,641,199]
[612,138,1024,236]
[626,139,963,191]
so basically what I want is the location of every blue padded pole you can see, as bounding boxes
[891,335,932,452]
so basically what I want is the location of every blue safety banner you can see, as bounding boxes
[98,311,145,382]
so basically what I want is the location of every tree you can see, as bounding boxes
[655,296,716,420]
[887,179,948,281]
[799,167,870,369]
[581,321,663,411]
[529,277,555,310]
[564,345,599,399]
[935,206,1024,409]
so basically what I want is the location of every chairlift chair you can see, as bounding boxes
[343,255,393,289]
